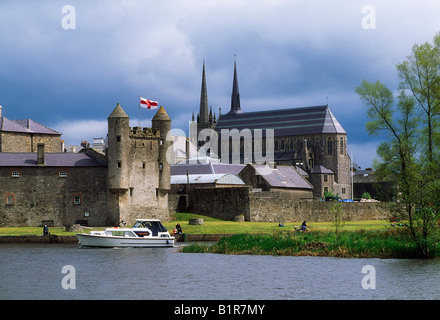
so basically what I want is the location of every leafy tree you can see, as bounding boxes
[356,32,440,257]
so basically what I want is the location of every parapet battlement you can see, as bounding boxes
[129,126,160,139]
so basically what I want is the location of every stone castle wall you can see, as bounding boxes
[169,187,392,222]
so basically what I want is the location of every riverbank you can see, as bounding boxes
[0,233,232,244]
[181,230,428,259]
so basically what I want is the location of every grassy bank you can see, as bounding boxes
[181,230,425,259]
[0,213,391,236]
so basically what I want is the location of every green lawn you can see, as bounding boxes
[0,213,392,236]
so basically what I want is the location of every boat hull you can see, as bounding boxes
[77,233,175,248]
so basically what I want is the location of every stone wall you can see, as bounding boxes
[249,193,391,222]
[0,166,109,227]
[0,132,62,153]
[189,186,250,221]
[168,187,392,222]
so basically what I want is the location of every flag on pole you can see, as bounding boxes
[140,97,158,109]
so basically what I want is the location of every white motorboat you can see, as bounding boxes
[77,219,175,248]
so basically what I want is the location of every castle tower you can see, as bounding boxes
[107,103,130,194]
[152,106,172,192]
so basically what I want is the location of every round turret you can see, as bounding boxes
[152,106,172,191]
[107,103,130,193]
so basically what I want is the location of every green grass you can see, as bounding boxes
[0,213,391,237]
[163,213,391,235]
[182,229,424,259]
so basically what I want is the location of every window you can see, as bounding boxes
[280,140,284,150]
[342,187,346,194]
[290,139,294,150]
[11,170,20,178]
[116,135,121,142]
[340,137,345,155]
[73,194,82,205]
[5,193,15,205]
[324,174,328,182]
[118,161,122,168]
[58,170,68,178]
[275,141,279,151]
[327,137,333,155]
[142,162,146,169]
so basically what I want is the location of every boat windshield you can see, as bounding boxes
[131,221,168,236]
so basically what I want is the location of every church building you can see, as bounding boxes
[193,61,352,200]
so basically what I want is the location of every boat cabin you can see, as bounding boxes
[131,219,170,237]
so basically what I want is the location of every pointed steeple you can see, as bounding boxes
[230,57,242,114]
[199,61,209,124]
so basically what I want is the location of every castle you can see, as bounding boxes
[192,61,352,200]
[0,104,171,227]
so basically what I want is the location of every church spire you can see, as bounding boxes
[199,61,209,124]
[230,56,242,114]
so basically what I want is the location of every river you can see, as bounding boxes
[1,243,440,300]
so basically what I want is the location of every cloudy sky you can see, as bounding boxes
[1,0,440,168]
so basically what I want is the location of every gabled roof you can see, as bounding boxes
[0,117,61,135]
[249,164,313,189]
[216,105,345,136]
[310,165,334,174]
[0,153,105,167]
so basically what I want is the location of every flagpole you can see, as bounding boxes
[138,94,141,127]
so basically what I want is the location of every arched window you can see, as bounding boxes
[314,138,319,150]
[275,140,279,151]
[281,140,285,150]
[290,139,294,150]
[327,137,333,155]
[340,137,345,155]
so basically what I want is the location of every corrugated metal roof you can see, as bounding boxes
[215,105,345,136]
[171,173,245,185]
[0,153,105,167]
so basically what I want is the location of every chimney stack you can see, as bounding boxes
[37,143,45,166]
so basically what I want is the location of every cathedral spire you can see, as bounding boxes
[199,61,209,124]
[230,56,242,114]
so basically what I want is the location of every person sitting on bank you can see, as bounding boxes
[174,223,182,235]
[301,221,308,231]
[43,225,49,236]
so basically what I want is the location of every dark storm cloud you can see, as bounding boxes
[1,0,440,168]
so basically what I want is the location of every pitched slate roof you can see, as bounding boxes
[0,153,105,167]
[310,165,334,174]
[215,105,345,137]
[250,164,313,189]
[0,117,61,135]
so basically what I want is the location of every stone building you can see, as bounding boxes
[192,61,352,199]
[0,103,172,227]
[0,106,63,153]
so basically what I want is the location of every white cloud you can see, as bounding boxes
[51,120,108,147]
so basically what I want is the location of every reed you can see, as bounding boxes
[182,229,429,259]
